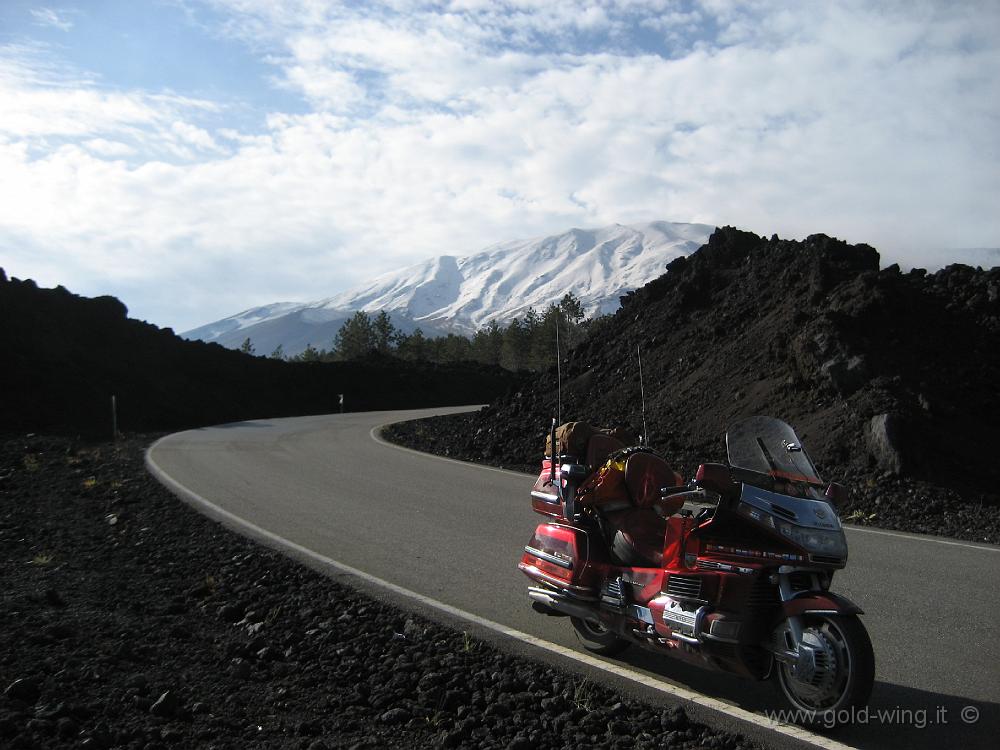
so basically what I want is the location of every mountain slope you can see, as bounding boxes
[385,227,1000,542]
[183,307,441,359]
[183,221,713,356]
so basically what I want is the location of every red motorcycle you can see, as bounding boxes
[519,416,874,722]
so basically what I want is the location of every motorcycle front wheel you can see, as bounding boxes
[772,614,874,725]
[570,616,631,656]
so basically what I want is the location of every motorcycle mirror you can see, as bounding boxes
[695,463,740,497]
[825,482,848,507]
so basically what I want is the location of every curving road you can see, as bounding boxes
[147,408,1000,750]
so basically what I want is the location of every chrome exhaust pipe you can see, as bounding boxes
[528,587,600,622]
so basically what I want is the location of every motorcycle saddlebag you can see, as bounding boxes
[518,523,598,595]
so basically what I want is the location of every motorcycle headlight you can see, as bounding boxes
[776,521,847,558]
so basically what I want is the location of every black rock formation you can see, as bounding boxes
[385,227,1000,543]
[0,273,525,436]
[0,433,756,749]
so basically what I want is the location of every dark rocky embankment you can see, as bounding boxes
[384,228,1000,544]
[0,270,524,437]
[0,433,756,750]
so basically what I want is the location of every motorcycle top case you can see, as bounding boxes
[530,460,565,518]
[519,523,598,595]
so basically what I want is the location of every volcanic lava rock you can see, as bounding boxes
[1,432,756,748]
[149,691,179,718]
[384,227,1000,543]
[0,270,524,437]
[3,679,40,705]
[867,413,906,475]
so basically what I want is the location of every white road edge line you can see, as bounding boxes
[843,524,999,552]
[373,423,1000,554]
[146,437,856,750]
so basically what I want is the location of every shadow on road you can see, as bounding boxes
[613,646,997,749]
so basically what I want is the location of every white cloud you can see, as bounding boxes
[170,121,221,151]
[0,44,221,152]
[0,1,997,331]
[83,138,137,157]
[30,8,73,32]
[279,64,367,111]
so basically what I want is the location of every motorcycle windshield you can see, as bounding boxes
[726,416,822,484]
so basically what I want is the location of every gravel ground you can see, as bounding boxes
[0,433,761,750]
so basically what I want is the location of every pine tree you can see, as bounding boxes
[333,311,376,360]
[471,320,503,366]
[239,337,255,355]
[397,328,427,361]
[559,292,585,324]
[436,333,472,363]
[269,344,285,360]
[532,305,560,370]
[372,310,397,354]
[500,318,530,370]
[296,344,322,362]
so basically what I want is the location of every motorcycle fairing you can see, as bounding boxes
[661,514,697,571]
[739,485,842,531]
[619,568,665,601]
[727,416,822,485]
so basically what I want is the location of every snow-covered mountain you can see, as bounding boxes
[183,221,714,356]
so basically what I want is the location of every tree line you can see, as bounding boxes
[238,292,592,371]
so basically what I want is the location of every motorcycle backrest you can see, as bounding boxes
[624,452,684,512]
[585,433,626,471]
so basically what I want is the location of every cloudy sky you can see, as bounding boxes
[1,1,997,332]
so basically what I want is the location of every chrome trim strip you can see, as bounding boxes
[524,545,573,569]
[671,632,700,645]
[531,490,560,505]
[693,605,708,639]
[517,564,597,597]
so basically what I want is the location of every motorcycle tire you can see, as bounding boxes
[570,616,631,656]
[772,614,875,725]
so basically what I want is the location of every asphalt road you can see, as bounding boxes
[147,408,1000,750]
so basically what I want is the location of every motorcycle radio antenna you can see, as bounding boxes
[555,309,562,431]
[637,344,649,446]
[548,310,563,490]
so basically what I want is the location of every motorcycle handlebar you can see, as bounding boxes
[661,484,690,496]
